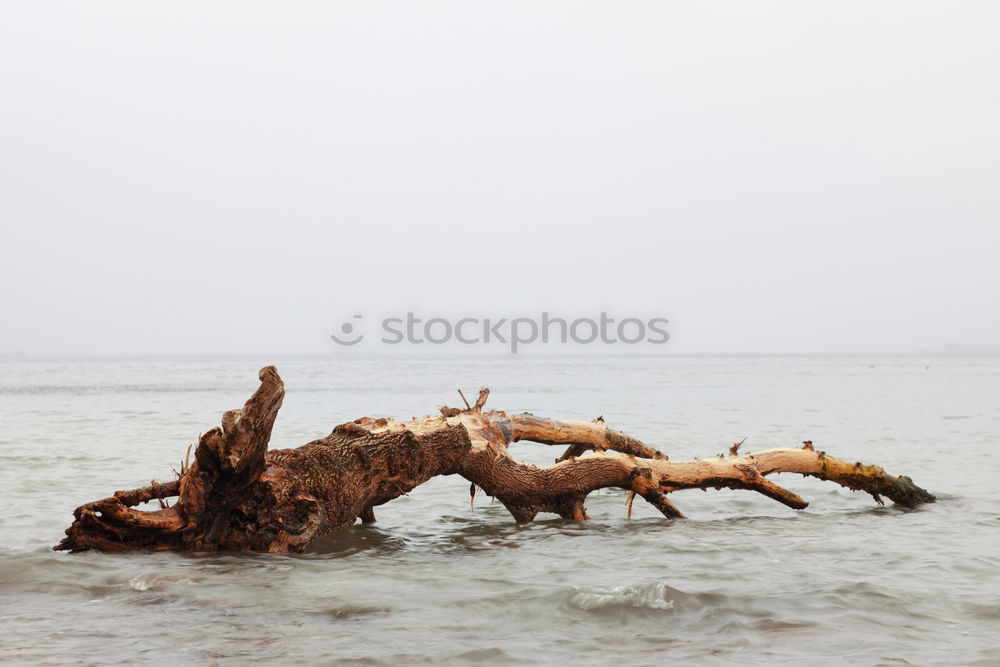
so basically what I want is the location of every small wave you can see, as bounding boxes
[566,581,726,614]
[570,582,676,611]
[126,574,203,592]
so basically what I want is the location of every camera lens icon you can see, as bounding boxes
[330,315,364,346]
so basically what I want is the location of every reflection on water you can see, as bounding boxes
[1,355,998,664]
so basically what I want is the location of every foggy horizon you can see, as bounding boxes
[3,2,998,356]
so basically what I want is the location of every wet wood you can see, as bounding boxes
[56,366,935,553]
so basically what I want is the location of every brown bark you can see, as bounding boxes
[55,366,935,553]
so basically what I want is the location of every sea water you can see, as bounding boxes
[1,355,997,665]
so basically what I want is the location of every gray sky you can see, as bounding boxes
[1,1,998,355]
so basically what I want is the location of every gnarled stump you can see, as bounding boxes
[56,366,935,553]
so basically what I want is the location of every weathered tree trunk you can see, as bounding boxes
[56,366,935,553]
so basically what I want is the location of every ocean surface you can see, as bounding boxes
[1,355,998,665]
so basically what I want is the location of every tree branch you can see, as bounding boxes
[55,368,935,553]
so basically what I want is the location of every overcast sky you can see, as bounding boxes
[1,2,998,355]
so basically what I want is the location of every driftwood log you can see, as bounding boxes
[56,366,935,553]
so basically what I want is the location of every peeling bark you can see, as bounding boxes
[56,367,935,553]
